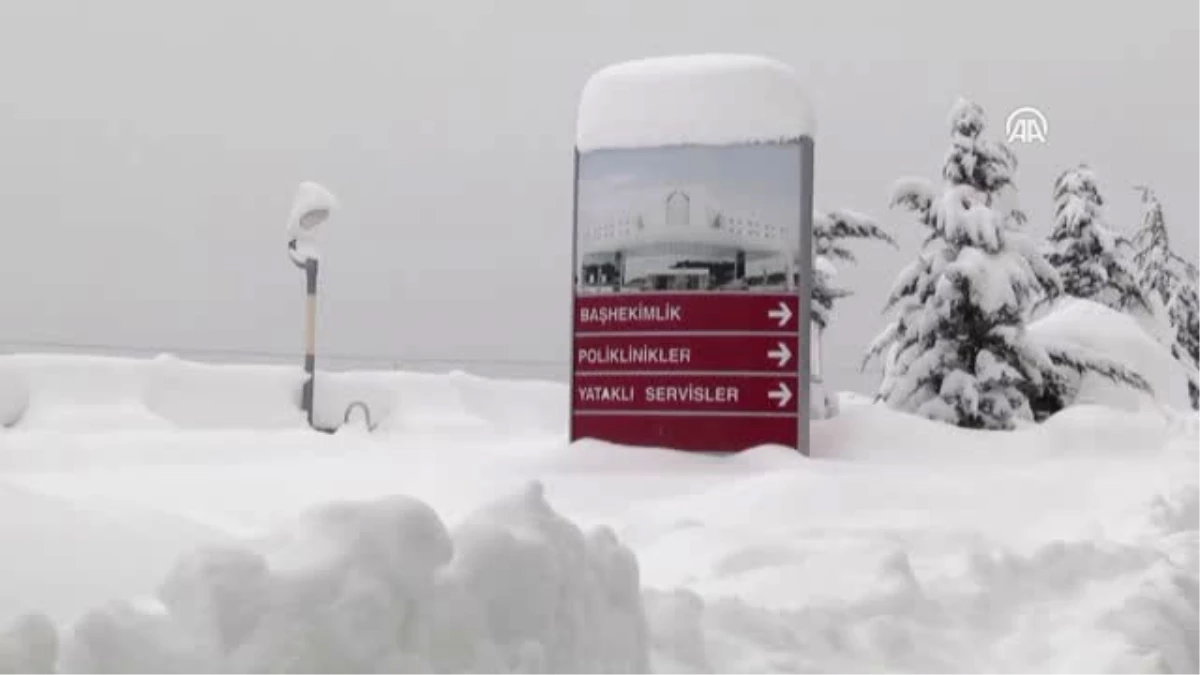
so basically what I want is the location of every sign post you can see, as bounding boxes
[570,54,815,454]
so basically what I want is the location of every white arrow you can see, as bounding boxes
[767,381,793,408]
[767,341,792,367]
[767,301,794,327]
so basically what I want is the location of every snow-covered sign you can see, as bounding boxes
[571,55,815,454]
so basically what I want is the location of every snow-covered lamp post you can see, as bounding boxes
[286,181,337,430]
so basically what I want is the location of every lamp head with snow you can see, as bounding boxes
[297,207,331,232]
[286,181,338,263]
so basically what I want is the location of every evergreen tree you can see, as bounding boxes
[865,99,1060,430]
[940,100,1019,198]
[1166,268,1199,408]
[1131,187,1196,313]
[1132,187,1200,408]
[1131,186,1176,303]
[811,209,895,330]
[810,209,894,419]
[1046,165,1151,316]
[867,102,1154,426]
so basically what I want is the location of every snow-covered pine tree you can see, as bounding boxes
[1132,186,1200,408]
[1132,186,1176,303]
[1167,266,1199,409]
[1046,165,1151,316]
[867,102,1151,425]
[872,176,941,356]
[941,102,1035,229]
[811,267,851,333]
[865,99,1060,430]
[940,100,1019,197]
[811,209,895,330]
[885,102,1060,318]
[810,209,895,420]
[1131,187,1198,308]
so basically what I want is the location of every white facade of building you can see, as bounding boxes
[578,184,796,292]
[579,183,787,260]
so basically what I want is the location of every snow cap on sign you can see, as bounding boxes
[576,54,814,152]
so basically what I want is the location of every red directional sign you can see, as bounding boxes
[575,334,799,373]
[575,293,798,333]
[575,374,798,413]
[570,291,806,453]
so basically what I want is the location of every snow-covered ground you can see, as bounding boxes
[0,354,1196,672]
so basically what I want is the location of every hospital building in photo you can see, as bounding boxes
[576,184,798,294]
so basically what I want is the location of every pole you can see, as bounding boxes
[301,258,319,428]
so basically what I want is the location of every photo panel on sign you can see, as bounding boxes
[575,144,803,296]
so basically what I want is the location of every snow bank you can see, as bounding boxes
[0,613,57,674]
[0,481,232,628]
[0,354,567,436]
[576,54,814,152]
[631,400,1198,672]
[0,384,1194,673]
[146,355,307,429]
[1029,297,1194,412]
[0,363,30,428]
[42,483,647,673]
[812,392,1186,463]
[643,534,1198,673]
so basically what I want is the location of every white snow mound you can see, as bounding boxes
[0,363,30,427]
[0,354,567,436]
[0,613,57,674]
[1029,297,1194,412]
[577,54,814,152]
[50,483,648,673]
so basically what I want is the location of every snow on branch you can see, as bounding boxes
[888,177,936,219]
[1042,344,1152,394]
[820,209,897,247]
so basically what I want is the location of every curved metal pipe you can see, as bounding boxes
[343,400,377,432]
[287,239,308,269]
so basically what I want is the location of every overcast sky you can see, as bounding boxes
[0,0,1195,392]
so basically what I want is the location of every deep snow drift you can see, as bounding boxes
[0,353,566,436]
[1029,297,1195,412]
[0,356,1195,673]
[32,483,646,673]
